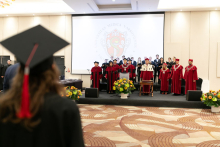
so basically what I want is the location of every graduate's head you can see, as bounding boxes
[109,61,113,66]
[123,58,127,64]
[168,57,171,62]
[138,63,141,67]
[94,61,99,67]
[0,25,69,129]
[131,57,134,60]
[173,56,176,62]
[113,59,117,64]
[188,59,193,65]
[176,59,179,64]
[163,63,167,69]
[122,55,125,59]
[7,60,11,65]
[156,54,159,59]
[128,59,132,64]
[160,57,164,62]
[149,56,152,62]
[145,58,149,64]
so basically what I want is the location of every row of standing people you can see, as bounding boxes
[91,57,198,95]
[91,58,136,93]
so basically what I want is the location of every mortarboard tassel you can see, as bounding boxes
[17,43,39,119]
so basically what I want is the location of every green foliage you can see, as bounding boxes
[113,78,136,94]
[201,90,220,107]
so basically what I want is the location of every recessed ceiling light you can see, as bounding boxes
[180,9,182,11]
[6,15,8,16]
[215,8,217,10]
[33,14,35,15]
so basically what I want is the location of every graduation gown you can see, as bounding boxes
[171,64,183,94]
[113,64,119,80]
[101,63,107,83]
[184,65,198,94]
[137,66,142,82]
[159,68,171,92]
[90,66,102,90]
[128,64,136,82]
[140,65,154,93]
[0,93,85,147]
[105,66,117,92]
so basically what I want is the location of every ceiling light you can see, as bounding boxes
[215,8,217,10]
[6,15,8,16]
[158,0,220,9]
[180,10,182,11]
[112,0,115,1]
[33,14,35,15]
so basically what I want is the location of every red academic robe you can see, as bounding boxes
[113,64,120,81]
[105,66,117,91]
[159,68,171,92]
[128,64,136,81]
[140,65,154,93]
[184,65,198,94]
[119,64,130,78]
[90,66,102,90]
[171,64,183,94]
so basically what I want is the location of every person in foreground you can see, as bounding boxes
[159,63,171,95]
[0,25,85,147]
[171,59,183,95]
[184,59,198,94]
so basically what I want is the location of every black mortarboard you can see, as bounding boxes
[113,59,117,61]
[123,58,127,60]
[138,63,141,65]
[109,61,113,63]
[94,61,99,64]
[0,25,69,119]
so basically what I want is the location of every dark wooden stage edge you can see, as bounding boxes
[77,91,209,109]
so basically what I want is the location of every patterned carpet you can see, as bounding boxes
[78,104,220,147]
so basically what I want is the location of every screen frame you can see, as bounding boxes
[71,12,165,75]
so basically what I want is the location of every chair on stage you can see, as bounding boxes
[139,80,154,97]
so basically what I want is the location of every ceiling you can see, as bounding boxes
[0,0,220,16]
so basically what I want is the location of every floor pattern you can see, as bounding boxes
[79,104,220,147]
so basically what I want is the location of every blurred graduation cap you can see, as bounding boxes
[94,61,99,64]
[0,25,69,119]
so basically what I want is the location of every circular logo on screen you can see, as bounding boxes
[95,23,136,58]
[103,29,129,57]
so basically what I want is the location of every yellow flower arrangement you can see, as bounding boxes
[202,90,220,107]
[64,86,82,101]
[113,78,135,94]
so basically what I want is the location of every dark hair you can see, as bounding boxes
[0,64,64,130]
[168,57,171,60]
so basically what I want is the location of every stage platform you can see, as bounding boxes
[77,91,209,109]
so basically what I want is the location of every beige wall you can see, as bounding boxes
[1,12,220,90]
[165,11,220,92]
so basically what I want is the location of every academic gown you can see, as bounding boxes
[113,64,120,80]
[171,64,183,94]
[91,66,102,90]
[183,65,198,94]
[128,64,136,82]
[137,66,142,82]
[0,93,85,147]
[159,68,171,92]
[140,65,154,93]
[101,63,107,83]
[105,66,117,92]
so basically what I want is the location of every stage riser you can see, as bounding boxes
[77,99,208,109]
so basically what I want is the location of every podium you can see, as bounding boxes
[119,72,129,80]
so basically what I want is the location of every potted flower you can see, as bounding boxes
[64,86,82,101]
[201,90,220,112]
[113,78,135,99]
